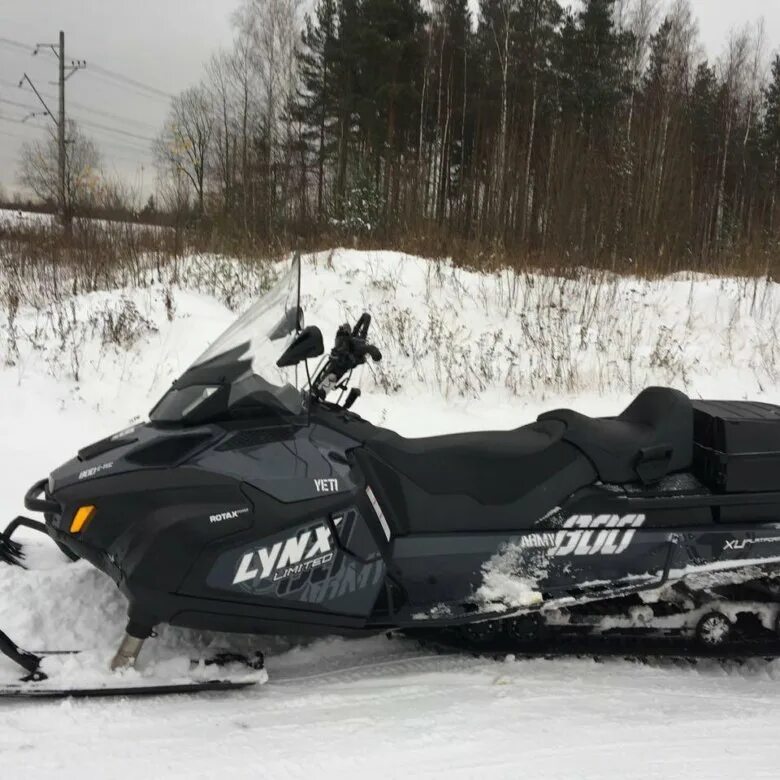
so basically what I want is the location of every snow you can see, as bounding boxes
[475,542,547,611]
[7,643,780,779]
[3,248,780,777]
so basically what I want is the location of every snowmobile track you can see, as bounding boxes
[411,631,780,667]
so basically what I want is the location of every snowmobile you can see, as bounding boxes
[5,253,780,696]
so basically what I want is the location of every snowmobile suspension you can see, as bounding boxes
[110,634,147,671]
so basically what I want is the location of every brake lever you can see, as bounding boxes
[353,313,371,339]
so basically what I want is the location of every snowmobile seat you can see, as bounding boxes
[359,418,598,518]
[538,387,693,484]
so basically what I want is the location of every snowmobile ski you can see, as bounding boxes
[0,628,264,698]
[0,678,259,700]
[0,634,264,678]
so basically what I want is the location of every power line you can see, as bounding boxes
[0,116,51,131]
[102,148,154,162]
[88,63,172,100]
[103,153,153,167]
[3,77,159,131]
[0,37,33,52]
[84,69,172,104]
[68,99,159,131]
[0,128,41,141]
[0,116,152,161]
[2,101,154,151]
[1,111,153,157]
[89,133,155,156]
[75,117,154,143]
[2,33,163,201]
[0,96,40,112]
[1,37,172,104]
[0,78,24,89]
[1,115,152,157]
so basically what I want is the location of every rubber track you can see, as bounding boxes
[410,630,780,664]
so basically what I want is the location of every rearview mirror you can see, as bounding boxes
[276,326,324,367]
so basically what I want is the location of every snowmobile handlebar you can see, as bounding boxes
[310,313,382,401]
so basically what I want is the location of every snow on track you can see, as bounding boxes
[3,249,780,777]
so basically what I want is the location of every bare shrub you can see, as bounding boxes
[92,298,158,350]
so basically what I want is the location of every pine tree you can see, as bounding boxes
[689,62,718,153]
[185,0,780,265]
[352,0,427,224]
[513,0,563,242]
[644,18,672,98]
[558,0,634,138]
[420,0,475,224]
[292,0,340,219]
[763,55,780,231]
[686,62,720,252]
[332,0,363,216]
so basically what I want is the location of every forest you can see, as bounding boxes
[14,0,780,273]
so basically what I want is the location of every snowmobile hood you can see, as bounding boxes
[49,422,219,492]
[48,415,361,502]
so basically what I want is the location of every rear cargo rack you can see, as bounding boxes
[693,400,780,493]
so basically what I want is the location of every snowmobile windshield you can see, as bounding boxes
[150,255,304,425]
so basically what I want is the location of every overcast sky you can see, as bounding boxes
[1,0,779,202]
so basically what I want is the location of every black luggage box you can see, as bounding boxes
[693,400,780,492]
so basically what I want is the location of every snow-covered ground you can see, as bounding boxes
[3,249,780,778]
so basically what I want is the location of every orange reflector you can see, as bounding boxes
[70,505,96,534]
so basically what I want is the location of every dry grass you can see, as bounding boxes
[3,215,780,397]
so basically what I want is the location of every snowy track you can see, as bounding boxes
[5,639,780,779]
[4,249,780,777]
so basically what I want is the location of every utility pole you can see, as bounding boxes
[19,31,86,234]
[58,30,66,229]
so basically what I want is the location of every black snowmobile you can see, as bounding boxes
[5,253,780,695]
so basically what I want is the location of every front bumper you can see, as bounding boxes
[24,478,60,515]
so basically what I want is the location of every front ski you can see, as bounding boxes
[0,628,265,698]
[0,678,259,699]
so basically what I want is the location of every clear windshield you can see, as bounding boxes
[150,255,304,424]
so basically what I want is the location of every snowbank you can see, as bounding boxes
[4,248,780,431]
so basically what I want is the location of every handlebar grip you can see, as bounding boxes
[353,313,372,339]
